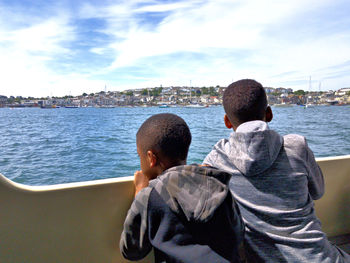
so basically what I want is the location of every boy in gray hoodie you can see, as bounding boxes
[203,79,350,263]
[120,113,244,263]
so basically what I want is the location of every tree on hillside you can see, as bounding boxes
[152,87,163,97]
[201,87,209,95]
[294,90,306,96]
[209,86,218,96]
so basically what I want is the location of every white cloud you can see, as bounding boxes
[0,16,78,97]
[106,0,311,67]
[134,1,195,13]
[98,0,350,91]
[90,47,106,55]
[1,0,350,96]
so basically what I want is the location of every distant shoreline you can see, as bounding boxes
[1,102,349,109]
[1,86,349,108]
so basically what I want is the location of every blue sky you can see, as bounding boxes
[1,0,350,97]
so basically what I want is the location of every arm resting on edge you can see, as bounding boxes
[305,140,324,200]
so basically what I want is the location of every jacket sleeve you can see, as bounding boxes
[203,142,222,166]
[203,150,216,166]
[120,187,153,260]
[203,139,229,167]
[304,140,324,200]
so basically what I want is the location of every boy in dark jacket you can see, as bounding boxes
[120,113,244,263]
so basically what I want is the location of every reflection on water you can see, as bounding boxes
[0,106,349,185]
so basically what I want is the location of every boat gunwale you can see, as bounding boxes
[0,154,349,192]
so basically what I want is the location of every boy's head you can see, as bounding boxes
[136,113,191,179]
[223,79,272,130]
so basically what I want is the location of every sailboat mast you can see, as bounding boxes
[309,76,311,92]
[189,80,192,102]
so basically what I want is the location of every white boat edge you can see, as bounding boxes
[1,154,349,262]
[3,155,350,191]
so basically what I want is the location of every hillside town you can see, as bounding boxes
[1,86,350,108]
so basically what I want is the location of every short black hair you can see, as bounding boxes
[223,79,267,125]
[136,113,191,163]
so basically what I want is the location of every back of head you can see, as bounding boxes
[137,113,191,164]
[223,79,267,126]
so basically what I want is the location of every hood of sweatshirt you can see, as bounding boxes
[217,120,283,176]
[149,164,231,223]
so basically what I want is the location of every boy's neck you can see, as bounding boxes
[229,106,273,131]
[233,120,265,131]
[157,159,187,175]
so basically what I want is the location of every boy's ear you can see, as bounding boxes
[265,106,273,122]
[147,150,158,168]
[224,114,233,129]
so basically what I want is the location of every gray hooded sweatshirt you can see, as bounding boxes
[120,164,244,263]
[204,120,350,263]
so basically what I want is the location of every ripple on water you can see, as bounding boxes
[0,106,349,185]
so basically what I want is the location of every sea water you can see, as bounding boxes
[0,106,349,185]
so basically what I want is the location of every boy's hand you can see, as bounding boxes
[134,170,149,197]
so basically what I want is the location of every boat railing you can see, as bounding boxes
[0,155,349,262]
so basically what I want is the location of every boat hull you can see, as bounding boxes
[0,155,349,262]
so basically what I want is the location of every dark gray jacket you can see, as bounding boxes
[204,120,350,263]
[120,164,244,263]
